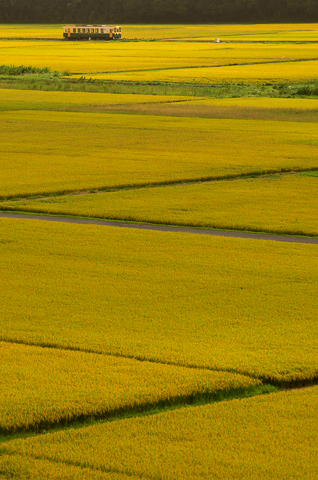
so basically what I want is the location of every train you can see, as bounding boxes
[63,25,121,40]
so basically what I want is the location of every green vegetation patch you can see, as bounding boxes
[299,171,318,177]
[0,64,56,76]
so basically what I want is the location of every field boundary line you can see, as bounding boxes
[0,385,273,437]
[1,337,317,388]
[1,167,318,202]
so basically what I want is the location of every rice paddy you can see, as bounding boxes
[1,341,262,433]
[4,173,317,236]
[1,218,317,384]
[1,108,318,199]
[1,22,317,478]
[85,58,318,84]
[1,40,318,80]
[1,386,318,479]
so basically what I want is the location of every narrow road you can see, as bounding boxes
[1,211,317,244]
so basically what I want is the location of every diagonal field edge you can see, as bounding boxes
[1,168,318,202]
[1,212,318,244]
[1,337,318,389]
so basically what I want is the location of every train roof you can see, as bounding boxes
[63,25,121,27]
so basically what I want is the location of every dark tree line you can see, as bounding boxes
[0,0,317,24]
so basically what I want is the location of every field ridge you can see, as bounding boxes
[2,338,317,389]
[1,167,318,203]
[1,384,274,437]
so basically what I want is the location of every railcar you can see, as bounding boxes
[63,25,121,40]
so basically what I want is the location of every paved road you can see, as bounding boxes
[1,211,318,244]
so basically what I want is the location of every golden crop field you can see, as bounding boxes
[88,58,318,84]
[1,22,318,477]
[1,40,318,75]
[5,174,317,236]
[1,341,261,432]
[0,88,185,107]
[1,23,318,41]
[0,455,131,480]
[2,89,318,122]
[1,218,317,383]
[0,88,188,114]
[2,386,318,479]
[1,107,318,199]
[193,96,318,109]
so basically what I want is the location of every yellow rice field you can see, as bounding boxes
[1,218,317,383]
[1,108,318,199]
[193,96,318,109]
[1,23,318,41]
[2,89,318,121]
[5,174,316,237]
[89,59,318,84]
[0,455,133,479]
[2,386,318,479]
[0,456,132,480]
[2,89,318,111]
[1,341,260,432]
[1,22,318,477]
[1,40,318,75]
[0,88,185,107]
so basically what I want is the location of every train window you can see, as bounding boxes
[119,27,121,32]
[78,28,81,33]
[114,28,117,32]
[67,29,70,33]
[82,28,86,33]
[87,29,90,33]
[73,28,76,33]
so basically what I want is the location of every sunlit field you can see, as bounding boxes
[1,341,261,433]
[1,22,318,478]
[6,174,317,236]
[1,386,318,479]
[1,40,318,77]
[1,219,317,384]
[1,107,318,199]
[86,58,318,84]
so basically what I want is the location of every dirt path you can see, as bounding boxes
[1,212,318,244]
